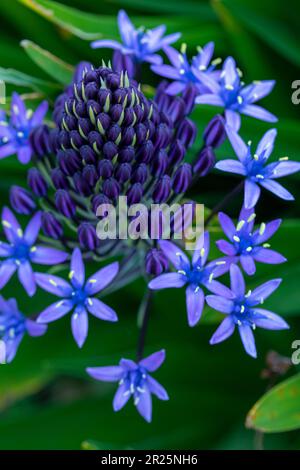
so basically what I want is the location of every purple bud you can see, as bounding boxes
[83,164,98,186]
[51,168,69,190]
[193,146,216,176]
[131,163,148,184]
[177,118,197,148]
[10,186,36,215]
[98,159,114,179]
[80,145,97,164]
[145,248,169,276]
[102,177,120,200]
[55,189,76,218]
[78,223,99,250]
[110,104,124,122]
[92,194,111,214]
[136,140,154,163]
[121,126,135,146]
[126,183,143,205]
[168,97,186,123]
[182,84,198,114]
[112,50,135,78]
[123,108,135,127]
[135,123,147,145]
[102,141,118,160]
[154,123,171,149]
[73,61,93,83]
[115,163,131,183]
[97,113,111,133]
[64,115,77,131]
[75,101,87,118]
[29,124,51,157]
[49,128,60,153]
[98,89,112,108]
[78,118,92,137]
[152,175,171,203]
[172,163,192,194]
[106,72,120,90]
[203,115,226,148]
[84,70,99,84]
[168,139,185,166]
[107,124,121,142]
[58,130,70,149]
[88,131,104,151]
[84,82,98,100]
[73,172,92,196]
[133,105,144,124]
[58,149,81,176]
[41,212,63,239]
[27,168,48,197]
[151,150,168,177]
[69,130,84,149]
[119,146,135,163]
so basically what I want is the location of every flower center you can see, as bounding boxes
[12,241,30,263]
[71,288,87,307]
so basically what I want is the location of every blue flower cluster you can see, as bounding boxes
[0,9,299,422]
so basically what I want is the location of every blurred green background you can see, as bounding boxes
[0,0,300,450]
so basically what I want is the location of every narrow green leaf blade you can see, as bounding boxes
[246,373,300,432]
[21,40,73,85]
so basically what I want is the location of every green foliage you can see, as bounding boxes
[0,0,299,450]
[246,373,300,432]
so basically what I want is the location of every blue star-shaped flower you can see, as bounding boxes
[207,265,289,358]
[216,206,286,275]
[148,233,231,327]
[87,349,169,423]
[215,127,300,208]
[195,56,277,131]
[36,248,119,347]
[152,42,220,95]
[0,295,47,363]
[0,207,68,296]
[91,10,180,66]
[0,93,48,164]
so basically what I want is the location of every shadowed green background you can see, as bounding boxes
[0,0,299,450]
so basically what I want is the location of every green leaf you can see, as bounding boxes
[0,66,59,95]
[18,0,225,48]
[225,1,300,68]
[19,0,109,40]
[21,39,74,85]
[246,373,300,432]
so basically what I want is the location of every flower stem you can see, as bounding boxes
[205,180,244,226]
[136,288,153,361]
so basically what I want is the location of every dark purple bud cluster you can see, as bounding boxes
[26,65,195,252]
[145,248,169,276]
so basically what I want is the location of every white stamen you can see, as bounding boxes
[259,223,266,235]
[246,246,252,252]
[225,84,234,91]
[279,156,289,161]
[233,235,240,242]
[263,243,270,248]
[236,220,245,231]
[247,213,256,223]
[256,174,264,179]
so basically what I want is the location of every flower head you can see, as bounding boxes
[36,248,119,347]
[148,233,231,326]
[196,57,277,131]
[0,93,48,164]
[25,63,194,254]
[91,10,180,65]
[207,264,289,358]
[152,42,220,95]
[0,207,68,296]
[86,349,168,422]
[0,295,47,363]
[216,127,300,208]
[217,206,286,275]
